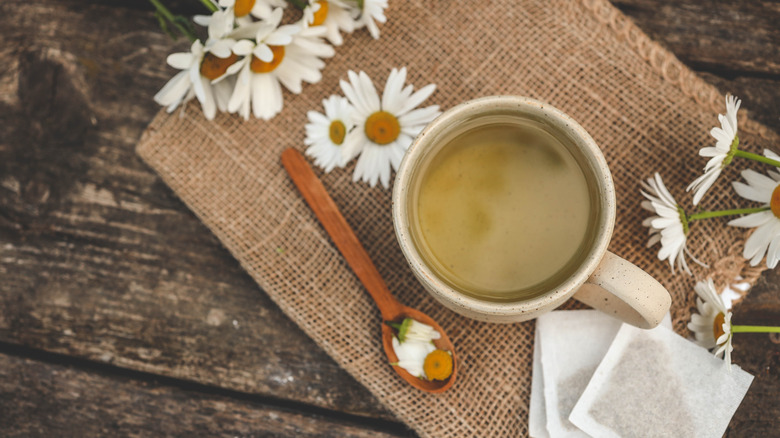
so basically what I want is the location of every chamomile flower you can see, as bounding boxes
[688,279,734,368]
[641,173,693,275]
[219,0,285,21]
[339,68,440,188]
[355,0,387,39]
[687,95,741,205]
[302,0,356,46]
[728,159,780,268]
[193,7,235,40]
[405,320,441,343]
[225,9,335,120]
[391,336,435,378]
[154,39,236,120]
[389,317,452,380]
[304,96,355,172]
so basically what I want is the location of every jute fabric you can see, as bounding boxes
[137,0,778,435]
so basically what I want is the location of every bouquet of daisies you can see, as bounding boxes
[152,0,388,121]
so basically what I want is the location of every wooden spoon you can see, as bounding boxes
[281,148,457,393]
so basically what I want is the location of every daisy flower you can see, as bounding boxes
[389,317,451,381]
[391,336,435,378]
[193,7,235,40]
[687,95,741,205]
[728,161,780,268]
[154,39,237,120]
[302,0,356,46]
[354,0,387,39]
[225,8,335,120]
[219,0,285,21]
[390,317,441,343]
[339,68,440,188]
[640,173,693,275]
[688,279,734,368]
[304,95,355,172]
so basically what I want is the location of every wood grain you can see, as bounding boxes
[0,0,778,436]
[0,0,391,421]
[0,352,406,437]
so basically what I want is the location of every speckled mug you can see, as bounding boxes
[392,96,671,327]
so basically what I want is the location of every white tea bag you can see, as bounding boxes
[529,327,550,438]
[538,310,623,437]
[570,324,754,438]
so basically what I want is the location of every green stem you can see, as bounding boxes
[149,0,198,41]
[199,0,219,12]
[734,150,780,168]
[288,0,308,10]
[731,325,780,334]
[688,206,770,221]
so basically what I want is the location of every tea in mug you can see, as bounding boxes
[411,121,597,301]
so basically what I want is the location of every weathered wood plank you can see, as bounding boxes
[613,0,780,133]
[0,0,778,436]
[727,268,780,438]
[614,0,780,76]
[0,352,407,437]
[0,0,391,420]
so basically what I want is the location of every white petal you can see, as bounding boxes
[728,211,772,228]
[253,44,274,62]
[398,83,437,115]
[154,70,191,106]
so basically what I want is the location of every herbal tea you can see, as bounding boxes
[412,122,595,301]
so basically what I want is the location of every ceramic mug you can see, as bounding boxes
[392,96,671,327]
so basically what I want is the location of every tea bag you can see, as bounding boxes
[537,310,624,437]
[569,324,754,438]
[529,328,550,438]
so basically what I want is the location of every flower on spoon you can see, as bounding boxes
[339,67,440,188]
[304,95,355,172]
[389,318,453,381]
[728,152,780,268]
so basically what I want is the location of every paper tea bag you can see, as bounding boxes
[538,310,623,438]
[569,324,754,438]
[529,328,550,438]
[530,312,672,437]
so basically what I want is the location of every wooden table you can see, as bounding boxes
[1,1,778,436]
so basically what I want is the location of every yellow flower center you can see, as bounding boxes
[200,52,240,81]
[365,111,400,145]
[329,120,346,145]
[713,312,726,340]
[234,0,255,17]
[309,1,329,26]
[771,184,780,219]
[423,349,453,381]
[250,45,285,73]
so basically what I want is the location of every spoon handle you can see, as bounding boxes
[281,148,403,320]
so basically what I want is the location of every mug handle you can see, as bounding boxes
[572,251,671,329]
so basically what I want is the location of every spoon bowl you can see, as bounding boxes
[282,148,457,393]
[382,307,457,393]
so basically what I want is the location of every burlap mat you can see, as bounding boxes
[136,0,778,435]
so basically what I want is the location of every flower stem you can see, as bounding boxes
[688,206,770,221]
[148,0,198,41]
[288,0,308,10]
[731,325,780,333]
[734,150,780,167]
[199,0,219,12]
